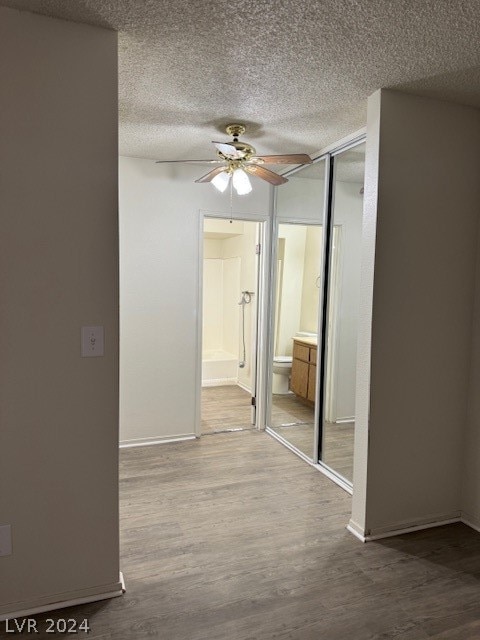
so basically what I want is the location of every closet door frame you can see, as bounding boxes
[266,132,366,495]
[316,136,366,491]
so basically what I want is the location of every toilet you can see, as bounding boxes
[272,356,293,394]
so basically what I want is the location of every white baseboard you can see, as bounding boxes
[460,512,480,534]
[347,513,462,542]
[202,378,238,387]
[335,417,355,424]
[0,578,123,622]
[346,520,367,542]
[236,381,252,394]
[119,434,196,449]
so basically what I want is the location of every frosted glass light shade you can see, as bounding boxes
[232,169,252,195]
[211,171,230,193]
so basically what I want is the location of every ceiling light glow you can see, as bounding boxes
[232,169,252,195]
[211,171,231,193]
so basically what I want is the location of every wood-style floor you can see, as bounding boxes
[271,420,354,482]
[202,385,354,481]
[201,385,253,434]
[6,430,480,639]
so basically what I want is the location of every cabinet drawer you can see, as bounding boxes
[310,347,317,365]
[293,342,310,363]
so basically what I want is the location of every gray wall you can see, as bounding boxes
[0,8,120,614]
[119,157,270,444]
[463,221,480,528]
[352,89,480,536]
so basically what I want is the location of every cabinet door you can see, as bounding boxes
[307,364,317,402]
[291,358,309,397]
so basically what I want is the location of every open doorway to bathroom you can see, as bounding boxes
[200,217,262,434]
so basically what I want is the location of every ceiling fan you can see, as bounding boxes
[155,124,312,195]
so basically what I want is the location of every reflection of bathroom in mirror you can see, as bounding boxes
[267,142,365,487]
[270,223,323,459]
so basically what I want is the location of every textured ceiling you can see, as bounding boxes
[3,0,480,161]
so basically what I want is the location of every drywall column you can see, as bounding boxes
[351,89,480,538]
[0,8,120,616]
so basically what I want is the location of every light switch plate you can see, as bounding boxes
[81,326,104,357]
[0,525,12,557]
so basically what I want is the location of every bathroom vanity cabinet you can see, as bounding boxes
[291,337,317,403]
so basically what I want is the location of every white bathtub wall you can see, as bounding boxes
[300,226,323,334]
[276,224,307,357]
[204,237,223,259]
[202,350,238,384]
[275,224,323,357]
[202,255,241,369]
[221,221,259,392]
[202,258,224,352]
[222,257,241,356]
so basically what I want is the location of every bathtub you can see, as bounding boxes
[202,349,238,386]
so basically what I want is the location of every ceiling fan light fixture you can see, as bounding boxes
[211,170,230,193]
[232,168,252,195]
[158,124,311,191]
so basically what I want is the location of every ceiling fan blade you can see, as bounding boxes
[244,164,288,186]
[195,166,228,184]
[212,142,246,159]
[155,159,223,164]
[250,154,312,165]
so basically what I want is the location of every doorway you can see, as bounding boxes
[199,216,264,434]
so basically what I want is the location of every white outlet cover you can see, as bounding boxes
[0,525,12,557]
[81,326,104,357]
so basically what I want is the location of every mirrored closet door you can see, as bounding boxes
[320,142,366,483]
[267,138,366,488]
[268,159,326,461]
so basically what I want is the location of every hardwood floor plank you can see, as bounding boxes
[202,385,354,481]
[201,385,252,434]
[2,431,480,640]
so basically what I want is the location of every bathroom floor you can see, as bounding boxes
[201,385,354,481]
[270,392,314,427]
[201,385,315,435]
[201,385,253,434]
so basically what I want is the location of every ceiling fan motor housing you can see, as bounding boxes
[217,123,256,161]
[217,141,256,161]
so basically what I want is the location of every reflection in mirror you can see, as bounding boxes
[269,159,325,460]
[322,142,366,482]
